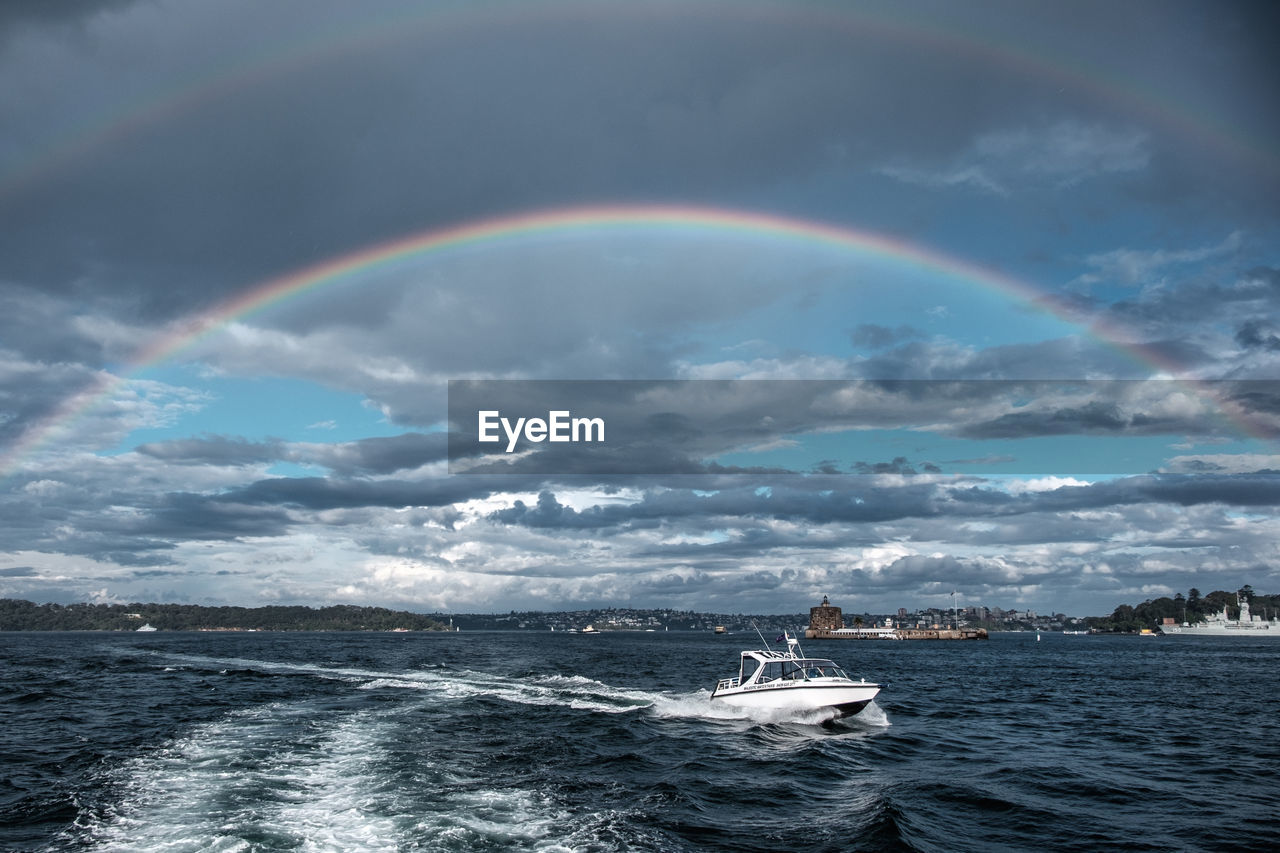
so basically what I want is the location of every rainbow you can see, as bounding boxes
[1,0,1275,203]
[0,203,1264,479]
[144,204,1088,366]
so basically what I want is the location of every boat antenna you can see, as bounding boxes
[752,620,772,652]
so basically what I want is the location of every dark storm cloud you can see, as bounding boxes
[0,356,102,444]
[0,477,291,563]
[1236,319,1280,351]
[488,491,585,529]
[1225,384,1280,422]
[2,0,1274,322]
[480,470,1280,533]
[957,400,1154,439]
[310,432,450,475]
[488,481,946,531]
[136,435,285,466]
[135,493,295,540]
[852,457,921,476]
[134,431,452,474]
[1116,275,1279,323]
[217,473,524,512]
[1047,472,1280,510]
[32,533,176,567]
[0,566,37,577]
[0,0,138,35]
[851,338,1147,380]
[0,286,113,367]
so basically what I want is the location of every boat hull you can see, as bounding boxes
[1159,625,1280,637]
[711,681,881,718]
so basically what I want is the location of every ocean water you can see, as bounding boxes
[2,631,1277,852]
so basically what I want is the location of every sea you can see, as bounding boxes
[2,630,1277,852]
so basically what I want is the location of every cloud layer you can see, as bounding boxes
[1,0,1277,614]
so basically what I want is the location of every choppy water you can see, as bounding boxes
[2,630,1277,852]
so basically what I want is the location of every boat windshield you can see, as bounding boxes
[755,659,849,682]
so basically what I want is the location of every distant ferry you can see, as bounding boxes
[1160,595,1279,638]
[135,623,157,632]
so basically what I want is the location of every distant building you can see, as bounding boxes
[809,595,844,631]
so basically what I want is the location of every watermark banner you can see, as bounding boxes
[446,379,1279,475]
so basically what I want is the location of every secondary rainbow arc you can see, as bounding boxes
[1,0,1275,203]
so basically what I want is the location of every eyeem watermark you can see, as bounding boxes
[478,410,605,453]
[449,378,1278,475]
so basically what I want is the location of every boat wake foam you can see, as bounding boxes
[70,701,622,852]
[153,651,890,728]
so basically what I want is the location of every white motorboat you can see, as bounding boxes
[711,633,881,718]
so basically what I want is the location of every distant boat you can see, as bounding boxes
[582,624,599,634]
[714,625,726,634]
[1160,594,1279,638]
[136,623,157,632]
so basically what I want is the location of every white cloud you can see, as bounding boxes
[877,163,1008,196]
[1003,476,1091,494]
[879,120,1149,195]
[1074,232,1244,288]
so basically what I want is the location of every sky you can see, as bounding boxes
[0,0,1277,617]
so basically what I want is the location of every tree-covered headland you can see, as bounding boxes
[0,600,448,632]
[1086,586,1278,633]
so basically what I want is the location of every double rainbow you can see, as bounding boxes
[0,204,1262,479]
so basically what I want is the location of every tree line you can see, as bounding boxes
[1086,586,1278,633]
[0,599,448,631]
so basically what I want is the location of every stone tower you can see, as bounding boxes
[809,595,843,631]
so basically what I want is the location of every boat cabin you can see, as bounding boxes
[725,650,851,689]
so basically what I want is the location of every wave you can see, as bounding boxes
[68,701,631,852]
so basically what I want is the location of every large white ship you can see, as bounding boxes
[1160,594,1279,637]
